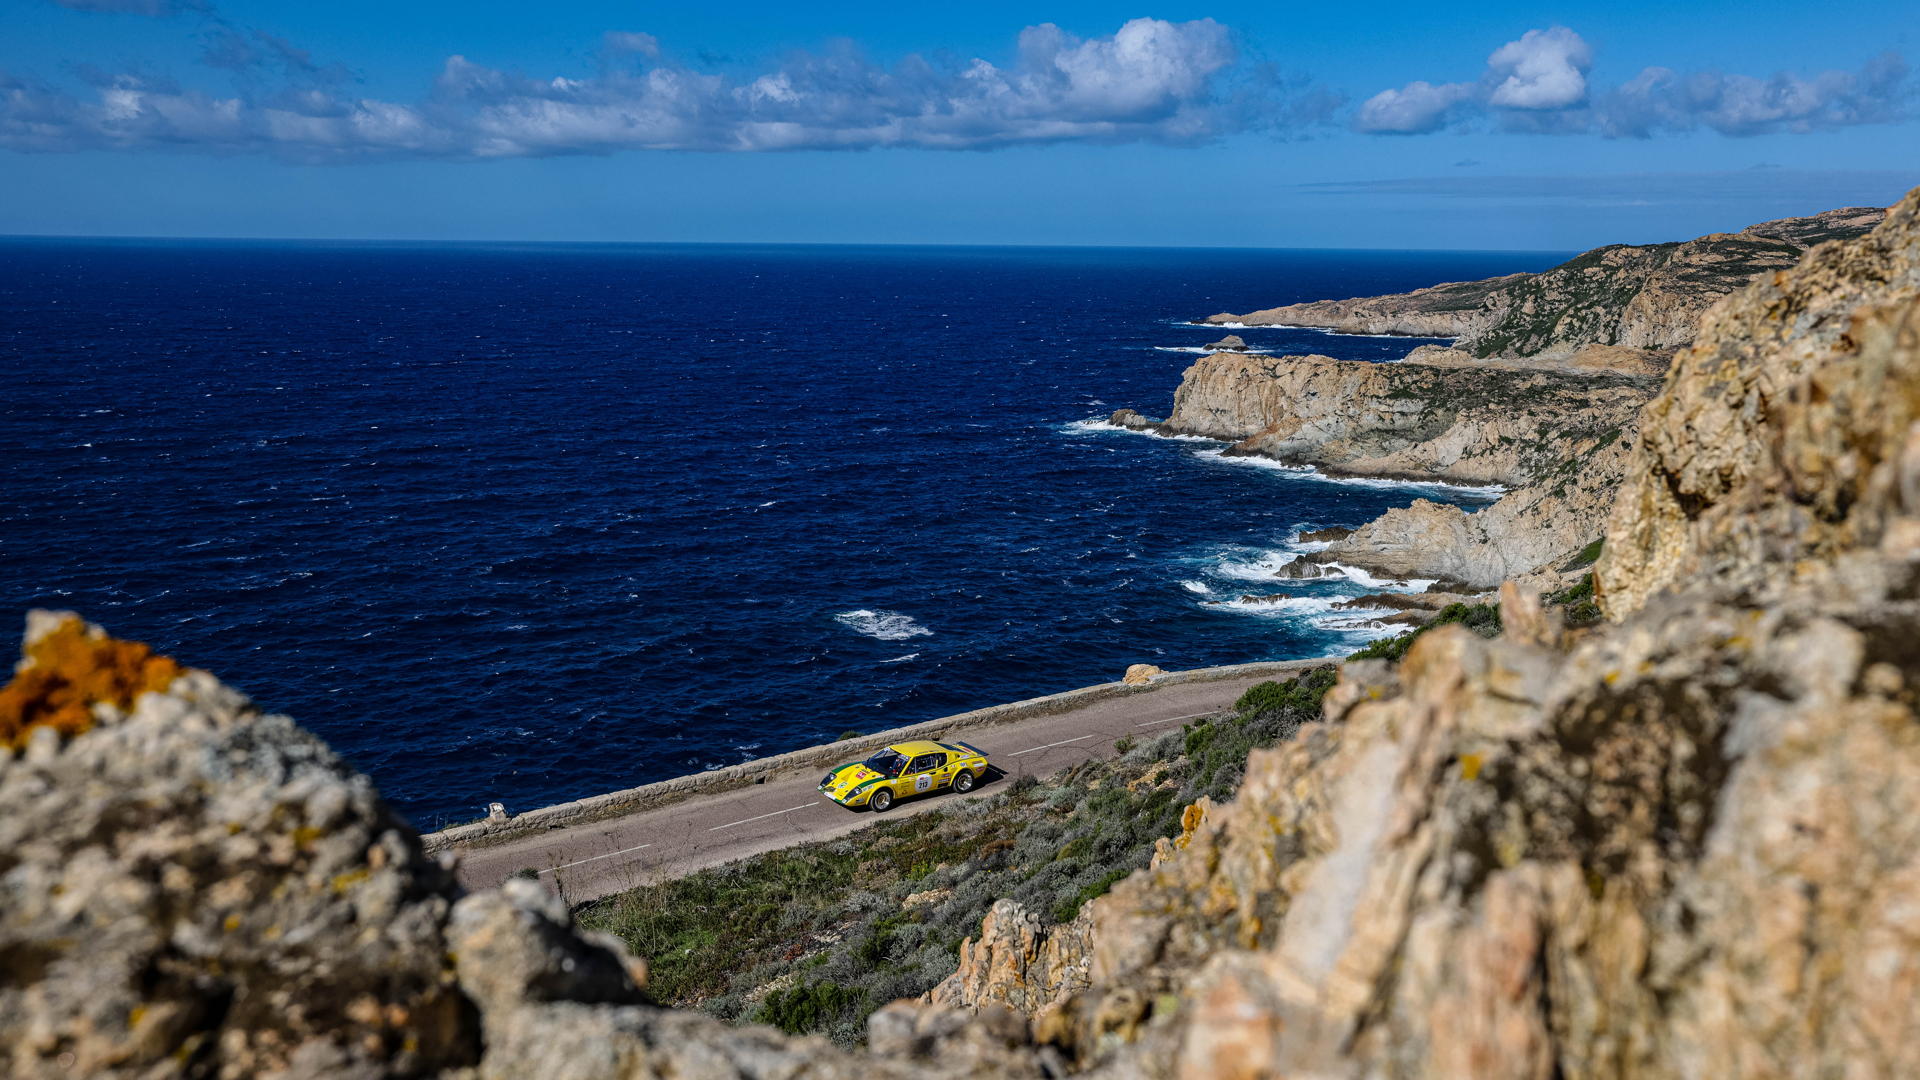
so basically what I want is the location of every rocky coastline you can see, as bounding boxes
[1203,205,1885,364]
[5,189,1918,1079]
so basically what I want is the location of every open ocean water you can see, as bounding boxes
[0,239,1562,826]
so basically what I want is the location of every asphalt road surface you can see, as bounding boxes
[450,661,1332,905]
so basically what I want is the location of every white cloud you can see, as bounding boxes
[1353,27,1908,138]
[1485,26,1591,109]
[1598,53,1910,137]
[1352,80,1473,134]
[0,17,1284,157]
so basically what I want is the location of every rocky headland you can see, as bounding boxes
[1203,205,1885,366]
[1133,203,1892,591]
[1118,351,1653,588]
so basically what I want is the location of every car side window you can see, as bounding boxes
[908,753,943,773]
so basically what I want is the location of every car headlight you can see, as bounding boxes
[821,773,835,788]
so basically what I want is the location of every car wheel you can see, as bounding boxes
[953,769,976,794]
[870,788,894,812]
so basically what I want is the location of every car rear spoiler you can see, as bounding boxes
[950,741,986,758]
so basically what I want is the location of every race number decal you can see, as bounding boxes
[916,774,933,792]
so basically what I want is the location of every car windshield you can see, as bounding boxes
[863,749,907,777]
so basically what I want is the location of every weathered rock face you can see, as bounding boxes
[0,614,1004,1080]
[924,187,1920,1079]
[1313,420,1632,589]
[1206,206,1885,361]
[1600,190,1920,617]
[1162,351,1654,488]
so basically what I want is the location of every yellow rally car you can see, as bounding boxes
[819,739,989,812]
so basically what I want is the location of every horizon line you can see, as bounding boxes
[0,230,1578,257]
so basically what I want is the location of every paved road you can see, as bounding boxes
[450,662,1330,904]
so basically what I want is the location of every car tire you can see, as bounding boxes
[870,788,894,812]
[953,770,977,794]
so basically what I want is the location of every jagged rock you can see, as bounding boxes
[1294,526,1352,543]
[1601,187,1920,617]
[1271,557,1335,580]
[1202,335,1247,352]
[925,900,1092,1018]
[1105,408,1158,431]
[1122,665,1165,686]
[0,613,480,1078]
[0,613,1029,1080]
[1205,206,1886,360]
[1235,593,1292,604]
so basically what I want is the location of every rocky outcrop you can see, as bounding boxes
[1205,274,1524,339]
[1310,418,1632,589]
[921,186,1920,1078]
[1600,191,1920,616]
[1201,334,1246,352]
[1205,206,1886,362]
[1161,351,1653,488]
[0,613,1011,1080]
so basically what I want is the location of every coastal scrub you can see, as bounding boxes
[576,667,1336,1047]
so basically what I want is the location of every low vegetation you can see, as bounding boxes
[576,666,1337,1047]
[1547,572,1603,626]
[1345,602,1503,664]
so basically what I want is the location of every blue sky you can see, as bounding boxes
[3,0,1917,248]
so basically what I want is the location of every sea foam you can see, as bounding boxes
[835,609,934,641]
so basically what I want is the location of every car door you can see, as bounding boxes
[908,753,942,794]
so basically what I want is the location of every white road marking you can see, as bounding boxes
[1009,734,1095,756]
[710,803,815,832]
[539,842,652,875]
[1135,710,1216,728]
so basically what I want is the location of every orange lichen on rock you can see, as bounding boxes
[0,617,180,748]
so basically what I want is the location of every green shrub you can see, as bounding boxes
[753,981,867,1035]
[1547,572,1602,626]
[1051,866,1134,924]
[1347,603,1503,664]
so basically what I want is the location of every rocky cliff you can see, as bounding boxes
[1205,206,1885,362]
[1134,349,1654,587]
[923,186,1920,1077]
[1154,351,1654,488]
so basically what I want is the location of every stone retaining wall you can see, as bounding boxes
[421,658,1334,854]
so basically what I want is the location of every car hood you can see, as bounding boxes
[823,763,884,800]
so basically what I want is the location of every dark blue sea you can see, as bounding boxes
[0,239,1561,827]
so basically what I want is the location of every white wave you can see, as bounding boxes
[1151,345,1272,354]
[1201,594,1342,618]
[1193,448,1506,499]
[1211,548,1301,582]
[879,652,920,664]
[1180,579,1212,594]
[835,609,933,641]
[1318,561,1438,591]
[1062,417,1220,443]
[1170,319,1446,342]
